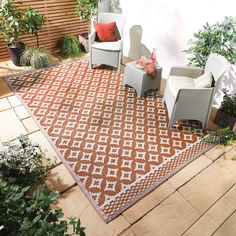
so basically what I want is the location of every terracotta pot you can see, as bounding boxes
[7,43,25,66]
[214,109,236,131]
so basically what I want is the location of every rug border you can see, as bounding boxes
[104,141,213,221]
[3,60,214,223]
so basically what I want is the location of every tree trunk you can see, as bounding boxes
[35,32,39,48]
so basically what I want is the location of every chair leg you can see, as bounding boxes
[89,60,93,69]
[117,51,122,73]
[117,63,121,73]
[168,116,175,129]
[89,50,93,69]
[201,118,208,129]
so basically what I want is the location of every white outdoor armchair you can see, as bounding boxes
[164,53,230,128]
[89,13,125,72]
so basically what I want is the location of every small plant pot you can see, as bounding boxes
[214,109,236,131]
[7,43,25,66]
[79,33,89,52]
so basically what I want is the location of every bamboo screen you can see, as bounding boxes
[0,0,89,62]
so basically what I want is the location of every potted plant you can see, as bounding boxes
[60,35,82,58]
[20,6,52,69]
[214,89,236,131]
[20,47,52,69]
[23,5,45,48]
[0,2,26,66]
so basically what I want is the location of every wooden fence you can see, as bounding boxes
[0,0,89,62]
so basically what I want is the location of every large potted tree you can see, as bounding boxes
[23,5,45,48]
[20,6,52,69]
[0,2,25,66]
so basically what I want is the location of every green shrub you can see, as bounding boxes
[203,127,236,146]
[184,16,236,67]
[60,35,81,57]
[20,47,52,69]
[0,135,52,187]
[0,182,86,236]
[221,88,236,117]
[0,136,86,235]
[0,2,24,45]
[76,0,102,20]
[23,5,46,48]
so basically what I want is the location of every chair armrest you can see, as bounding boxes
[170,66,204,78]
[176,88,214,103]
[89,31,96,47]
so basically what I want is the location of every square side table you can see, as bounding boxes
[123,61,162,97]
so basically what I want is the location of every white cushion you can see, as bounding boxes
[168,76,195,97]
[194,72,212,88]
[91,40,122,51]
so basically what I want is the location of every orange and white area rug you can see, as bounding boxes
[5,60,211,222]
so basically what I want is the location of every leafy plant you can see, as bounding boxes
[0,136,86,235]
[184,16,236,67]
[0,135,52,187]
[20,47,52,69]
[0,182,86,236]
[220,88,236,117]
[60,35,81,57]
[0,1,25,44]
[203,127,236,146]
[23,5,46,48]
[76,0,102,20]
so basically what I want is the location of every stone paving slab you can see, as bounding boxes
[0,109,27,142]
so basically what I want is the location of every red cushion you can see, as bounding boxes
[94,22,117,42]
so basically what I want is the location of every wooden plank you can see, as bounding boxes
[178,162,236,214]
[213,211,236,236]
[183,185,236,236]
[130,191,200,236]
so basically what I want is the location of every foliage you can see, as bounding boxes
[220,88,236,117]
[0,135,52,187]
[203,127,236,146]
[23,5,46,48]
[184,16,236,67]
[0,135,86,235]
[76,0,102,20]
[0,182,86,236]
[0,1,24,44]
[0,2,45,47]
[20,47,52,69]
[60,35,81,57]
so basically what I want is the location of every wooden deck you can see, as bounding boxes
[0,59,236,236]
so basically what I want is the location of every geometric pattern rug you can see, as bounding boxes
[5,60,211,222]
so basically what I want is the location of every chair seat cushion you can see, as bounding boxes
[168,76,195,97]
[91,40,122,51]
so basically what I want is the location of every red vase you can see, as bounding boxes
[150,48,156,64]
